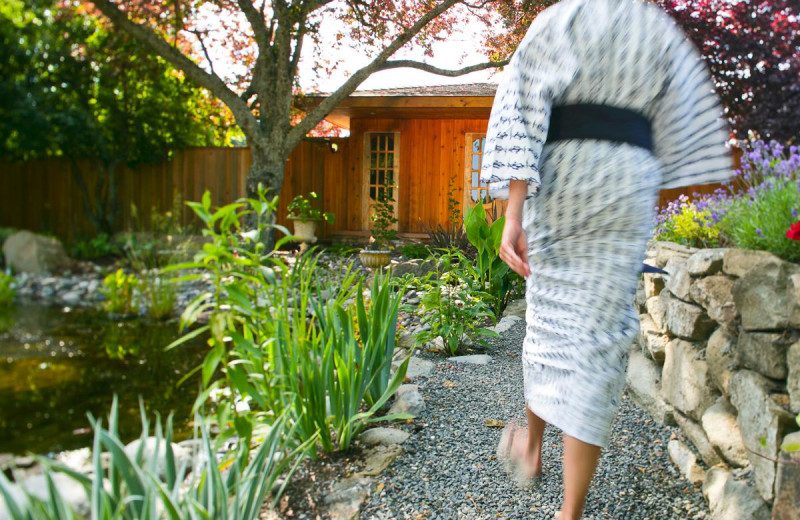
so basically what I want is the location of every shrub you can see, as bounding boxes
[0,270,15,308]
[167,186,409,454]
[140,271,176,320]
[413,249,499,355]
[70,232,122,261]
[399,243,430,259]
[101,269,139,315]
[287,192,334,223]
[653,193,727,248]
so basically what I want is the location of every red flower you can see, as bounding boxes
[787,222,800,241]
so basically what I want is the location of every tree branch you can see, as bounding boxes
[377,58,509,76]
[90,0,259,138]
[236,0,270,52]
[287,0,465,146]
[188,29,216,77]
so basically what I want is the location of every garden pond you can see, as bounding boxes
[0,304,206,455]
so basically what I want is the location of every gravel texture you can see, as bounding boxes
[360,320,711,520]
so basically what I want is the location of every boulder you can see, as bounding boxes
[388,384,425,416]
[358,427,410,447]
[702,467,771,520]
[701,398,749,468]
[654,241,696,268]
[324,476,373,520]
[635,278,647,313]
[736,332,789,380]
[2,231,69,274]
[502,299,527,319]
[626,349,675,425]
[686,248,727,276]
[661,339,719,421]
[646,292,670,333]
[674,411,722,467]
[665,259,693,302]
[788,342,800,414]
[645,333,669,366]
[772,431,800,520]
[124,437,192,480]
[666,297,716,341]
[787,273,800,329]
[732,259,800,331]
[357,445,404,476]
[729,370,797,503]
[668,439,705,485]
[448,354,491,365]
[723,249,784,278]
[689,276,737,328]
[489,315,524,334]
[706,328,737,397]
[19,472,90,517]
[402,356,435,381]
[643,272,665,299]
[391,258,437,279]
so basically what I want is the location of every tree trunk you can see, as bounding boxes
[245,143,289,250]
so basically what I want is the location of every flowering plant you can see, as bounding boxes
[654,139,800,262]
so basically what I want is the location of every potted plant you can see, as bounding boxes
[360,191,398,269]
[287,192,334,243]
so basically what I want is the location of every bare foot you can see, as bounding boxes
[497,424,542,486]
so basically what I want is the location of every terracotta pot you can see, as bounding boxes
[290,219,319,243]
[359,250,392,269]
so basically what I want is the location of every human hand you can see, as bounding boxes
[500,216,530,278]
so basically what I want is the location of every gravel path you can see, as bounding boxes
[361,321,711,520]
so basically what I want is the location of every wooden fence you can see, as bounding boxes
[0,141,740,244]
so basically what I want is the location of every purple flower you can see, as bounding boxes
[756,228,763,237]
[792,208,798,220]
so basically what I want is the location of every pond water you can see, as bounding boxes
[0,304,207,455]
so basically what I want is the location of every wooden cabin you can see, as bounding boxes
[286,83,501,242]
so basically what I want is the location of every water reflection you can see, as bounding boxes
[0,304,207,454]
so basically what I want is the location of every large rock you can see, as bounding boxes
[488,315,523,334]
[324,476,373,520]
[655,241,696,268]
[448,354,491,365]
[773,431,800,520]
[702,467,771,520]
[2,231,69,274]
[723,249,784,278]
[124,437,191,480]
[674,411,722,467]
[358,427,410,447]
[646,292,670,333]
[662,339,719,421]
[736,332,789,380]
[665,259,693,301]
[502,299,527,319]
[729,370,797,503]
[689,275,737,328]
[626,349,675,425]
[686,248,727,276]
[19,472,90,517]
[634,278,647,313]
[788,342,800,414]
[668,439,705,485]
[707,328,737,397]
[391,258,437,279]
[402,356,435,381]
[388,384,425,416]
[701,398,749,467]
[732,259,800,331]
[666,297,716,341]
[787,273,800,329]
[643,273,666,299]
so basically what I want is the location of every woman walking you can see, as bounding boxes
[483,1,732,518]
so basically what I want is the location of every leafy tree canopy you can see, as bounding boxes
[0,0,234,165]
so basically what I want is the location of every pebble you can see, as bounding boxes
[361,320,711,520]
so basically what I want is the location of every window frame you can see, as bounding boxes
[362,131,400,230]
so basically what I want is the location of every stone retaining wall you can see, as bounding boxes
[628,242,800,520]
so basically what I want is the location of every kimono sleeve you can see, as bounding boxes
[481,7,578,200]
[652,22,732,189]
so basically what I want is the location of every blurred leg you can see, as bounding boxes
[524,407,545,477]
[559,435,601,520]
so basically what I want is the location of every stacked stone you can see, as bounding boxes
[629,242,800,520]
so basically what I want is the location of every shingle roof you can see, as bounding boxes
[346,82,498,97]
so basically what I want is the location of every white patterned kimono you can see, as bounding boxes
[481,0,731,447]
